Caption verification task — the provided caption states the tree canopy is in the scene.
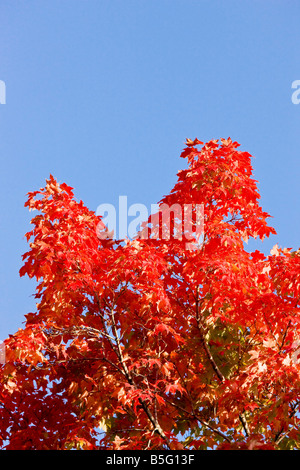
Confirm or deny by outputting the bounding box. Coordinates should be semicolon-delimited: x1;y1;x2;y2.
1;137;299;450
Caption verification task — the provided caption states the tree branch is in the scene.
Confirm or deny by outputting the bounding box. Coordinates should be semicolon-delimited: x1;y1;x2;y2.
195;286;225;382
195;286;250;439
96;293;172;449
239;413;250;438
164;397;231;443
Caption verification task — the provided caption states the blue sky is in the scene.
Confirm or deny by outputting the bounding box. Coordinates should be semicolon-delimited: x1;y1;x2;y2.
0;0;299;340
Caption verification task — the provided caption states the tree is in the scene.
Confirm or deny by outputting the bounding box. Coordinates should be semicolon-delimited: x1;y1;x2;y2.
1;137;299;450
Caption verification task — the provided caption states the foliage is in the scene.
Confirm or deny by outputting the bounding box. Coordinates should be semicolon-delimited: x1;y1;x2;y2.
1;138;299;450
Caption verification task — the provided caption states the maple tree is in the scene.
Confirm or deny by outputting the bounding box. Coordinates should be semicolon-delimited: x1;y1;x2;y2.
1;137;300;450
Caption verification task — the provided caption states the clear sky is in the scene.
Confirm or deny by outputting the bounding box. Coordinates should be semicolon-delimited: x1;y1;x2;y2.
0;0;299;340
